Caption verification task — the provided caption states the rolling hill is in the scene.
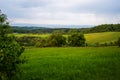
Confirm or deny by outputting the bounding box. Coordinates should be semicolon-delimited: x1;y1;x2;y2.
85;32;120;44
12;24;120;34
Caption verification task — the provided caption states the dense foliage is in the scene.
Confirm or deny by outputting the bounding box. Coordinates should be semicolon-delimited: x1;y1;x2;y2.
15;36;41;46
15;33;86;47
0;10;25;80
68;33;86;47
85;24;120;33
47;34;66;47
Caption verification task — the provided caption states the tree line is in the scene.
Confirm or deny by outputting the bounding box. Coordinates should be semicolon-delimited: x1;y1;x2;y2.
12;24;120;34
15;33;86;47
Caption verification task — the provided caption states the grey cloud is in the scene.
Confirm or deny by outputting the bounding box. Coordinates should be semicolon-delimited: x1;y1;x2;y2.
69;0;120;14
0;0;120;25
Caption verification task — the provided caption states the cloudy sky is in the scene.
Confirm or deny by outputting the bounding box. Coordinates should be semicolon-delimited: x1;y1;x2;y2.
0;0;120;26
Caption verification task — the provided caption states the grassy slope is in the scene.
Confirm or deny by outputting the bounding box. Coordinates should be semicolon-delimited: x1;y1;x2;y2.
85;32;120;44
21;47;120;80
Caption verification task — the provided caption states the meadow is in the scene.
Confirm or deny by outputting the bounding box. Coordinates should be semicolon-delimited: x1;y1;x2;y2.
85;32;120;44
20;47;120;80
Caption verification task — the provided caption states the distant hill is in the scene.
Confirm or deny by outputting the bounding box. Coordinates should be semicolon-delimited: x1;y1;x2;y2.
11;24;92;28
11;26;50;33
81;24;120;33
11;24;120;34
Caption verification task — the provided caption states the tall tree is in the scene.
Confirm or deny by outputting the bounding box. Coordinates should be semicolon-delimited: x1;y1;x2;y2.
0;10;25;80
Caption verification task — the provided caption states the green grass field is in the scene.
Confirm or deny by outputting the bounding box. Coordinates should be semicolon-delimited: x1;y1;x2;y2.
14;32;120;45
20;47;120;80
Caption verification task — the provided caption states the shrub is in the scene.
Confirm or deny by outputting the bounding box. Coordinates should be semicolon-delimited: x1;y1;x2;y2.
0;10;25;80
68;33;86;47
47;34;66;47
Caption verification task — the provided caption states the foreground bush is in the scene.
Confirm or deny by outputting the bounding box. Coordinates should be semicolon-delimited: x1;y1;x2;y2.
0;10;25;80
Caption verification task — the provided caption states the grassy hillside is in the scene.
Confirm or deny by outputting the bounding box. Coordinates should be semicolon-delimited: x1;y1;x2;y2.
20;47;120;80
85;32;120;44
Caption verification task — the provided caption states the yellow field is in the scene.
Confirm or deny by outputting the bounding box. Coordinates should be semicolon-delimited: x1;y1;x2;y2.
85;32;120;44
14;33;51;38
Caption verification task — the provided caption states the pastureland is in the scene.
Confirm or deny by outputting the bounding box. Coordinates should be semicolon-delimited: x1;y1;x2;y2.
20;47;120;80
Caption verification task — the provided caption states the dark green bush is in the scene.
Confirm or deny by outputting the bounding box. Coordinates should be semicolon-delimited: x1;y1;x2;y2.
68;33;86;47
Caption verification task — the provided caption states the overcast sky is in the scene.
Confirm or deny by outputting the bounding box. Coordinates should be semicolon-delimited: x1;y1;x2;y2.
0;0;120;26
